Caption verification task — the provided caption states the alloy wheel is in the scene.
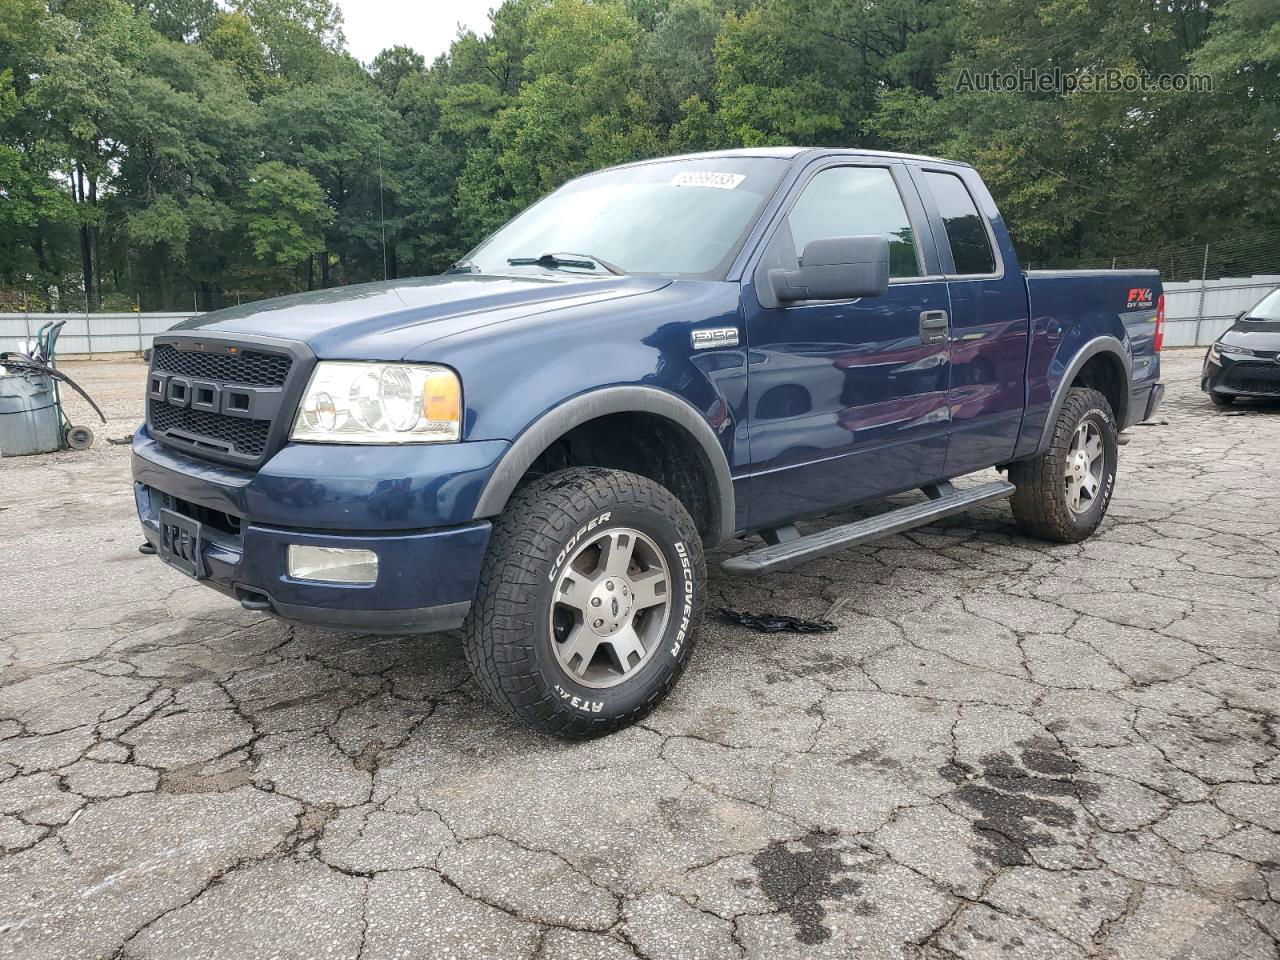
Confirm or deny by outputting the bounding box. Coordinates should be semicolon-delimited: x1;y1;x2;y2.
549;527;672;688
1064;420;1105;514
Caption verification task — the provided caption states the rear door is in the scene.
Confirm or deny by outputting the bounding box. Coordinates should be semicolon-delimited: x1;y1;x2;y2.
740;160;953;530
910;165;1029;475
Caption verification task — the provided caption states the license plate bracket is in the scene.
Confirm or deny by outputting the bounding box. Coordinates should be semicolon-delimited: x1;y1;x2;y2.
159;508;204;578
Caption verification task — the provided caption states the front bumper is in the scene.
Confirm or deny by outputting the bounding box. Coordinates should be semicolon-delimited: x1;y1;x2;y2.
1202;352;1280;398
132;429;500;633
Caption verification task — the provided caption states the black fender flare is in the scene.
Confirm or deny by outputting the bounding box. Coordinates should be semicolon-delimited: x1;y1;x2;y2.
1036;335;1131;454
472;386;736;547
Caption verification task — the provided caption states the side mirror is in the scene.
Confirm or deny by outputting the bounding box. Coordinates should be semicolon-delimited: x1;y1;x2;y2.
770;236;890;304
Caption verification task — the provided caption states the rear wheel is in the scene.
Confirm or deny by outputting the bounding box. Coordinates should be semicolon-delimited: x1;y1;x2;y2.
463;467;705;739
1008;387;1118;543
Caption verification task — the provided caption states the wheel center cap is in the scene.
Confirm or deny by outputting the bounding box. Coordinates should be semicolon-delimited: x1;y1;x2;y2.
589;579;633;636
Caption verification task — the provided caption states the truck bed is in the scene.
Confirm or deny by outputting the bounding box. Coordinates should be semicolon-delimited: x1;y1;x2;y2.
1016;268;1162;459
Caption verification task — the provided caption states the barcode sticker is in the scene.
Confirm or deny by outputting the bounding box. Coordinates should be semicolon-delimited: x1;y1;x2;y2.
670;171;745;190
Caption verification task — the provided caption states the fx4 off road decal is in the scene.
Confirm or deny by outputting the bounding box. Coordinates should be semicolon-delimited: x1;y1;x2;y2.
1126;287;1154;309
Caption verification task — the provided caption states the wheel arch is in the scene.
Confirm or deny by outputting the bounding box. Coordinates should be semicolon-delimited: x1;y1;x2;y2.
1035;337;1131;455
473;386;735;547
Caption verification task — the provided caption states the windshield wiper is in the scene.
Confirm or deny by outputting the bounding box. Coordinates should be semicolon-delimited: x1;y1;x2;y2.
506;252;627;276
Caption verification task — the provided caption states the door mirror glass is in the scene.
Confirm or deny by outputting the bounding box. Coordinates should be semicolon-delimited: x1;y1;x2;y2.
770;236;890;303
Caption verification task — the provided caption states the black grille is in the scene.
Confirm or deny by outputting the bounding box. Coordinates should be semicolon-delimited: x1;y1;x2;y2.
149;398;271;457
151;343;291;387
1225;377;1280;395
1224;364;1280;394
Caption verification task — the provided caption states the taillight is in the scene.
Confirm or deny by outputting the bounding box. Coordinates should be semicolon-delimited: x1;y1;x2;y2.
1154;293;1165;352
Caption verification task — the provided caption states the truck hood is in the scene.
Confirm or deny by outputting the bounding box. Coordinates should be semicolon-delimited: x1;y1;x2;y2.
173;273;671;358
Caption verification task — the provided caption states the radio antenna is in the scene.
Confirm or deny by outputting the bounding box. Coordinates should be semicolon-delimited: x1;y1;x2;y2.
377;132;388;281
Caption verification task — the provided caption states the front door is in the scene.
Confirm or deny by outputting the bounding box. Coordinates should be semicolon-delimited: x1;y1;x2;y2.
741;162;952;531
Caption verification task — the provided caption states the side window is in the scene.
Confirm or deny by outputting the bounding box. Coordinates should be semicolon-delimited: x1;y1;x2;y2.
786;167;921;278
923;171;997;275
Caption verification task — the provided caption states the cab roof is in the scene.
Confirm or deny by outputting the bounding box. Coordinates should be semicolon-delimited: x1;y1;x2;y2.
611;146;972;170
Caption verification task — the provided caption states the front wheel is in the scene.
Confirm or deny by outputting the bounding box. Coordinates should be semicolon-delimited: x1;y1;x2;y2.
463;467;705;739
1008;387;1118;543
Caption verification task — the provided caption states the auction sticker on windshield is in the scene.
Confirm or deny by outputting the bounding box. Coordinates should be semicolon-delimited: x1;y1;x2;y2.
670;171;745;189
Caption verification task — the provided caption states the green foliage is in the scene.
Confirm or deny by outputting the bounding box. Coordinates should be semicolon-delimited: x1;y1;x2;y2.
262;72;403;280
131;0;217;41
244;161;331;264
1195;0;1280;130
370;45;425;95
872;0;1280;264
1;0;1277;309
230;0;345;82
715;0;957;146
640;0;720;113
203;11;277;100
113;37;257;295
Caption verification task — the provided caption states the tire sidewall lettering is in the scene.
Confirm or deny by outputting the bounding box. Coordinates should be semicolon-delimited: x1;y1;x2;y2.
548;511;612;583
670;541;694;659
1076;406;1117;522
550;684;603;713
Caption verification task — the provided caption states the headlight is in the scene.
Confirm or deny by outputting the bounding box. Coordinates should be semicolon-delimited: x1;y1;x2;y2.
291;362;461;443
1211;342;1255;360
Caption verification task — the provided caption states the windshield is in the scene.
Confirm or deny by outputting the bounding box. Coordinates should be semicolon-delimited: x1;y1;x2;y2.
461;157;789;279
1245;288;1280;322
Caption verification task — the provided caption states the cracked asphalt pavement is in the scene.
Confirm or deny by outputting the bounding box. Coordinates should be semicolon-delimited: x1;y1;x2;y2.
1;350;1278;959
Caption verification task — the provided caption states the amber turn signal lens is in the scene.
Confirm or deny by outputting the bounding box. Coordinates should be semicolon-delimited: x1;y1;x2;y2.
423;370;461;423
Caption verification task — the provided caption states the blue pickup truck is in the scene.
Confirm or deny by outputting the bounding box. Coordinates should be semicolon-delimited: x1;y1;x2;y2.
133;147;1164;737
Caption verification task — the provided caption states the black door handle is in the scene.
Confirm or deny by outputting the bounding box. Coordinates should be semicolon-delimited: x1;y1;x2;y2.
920;310;949;344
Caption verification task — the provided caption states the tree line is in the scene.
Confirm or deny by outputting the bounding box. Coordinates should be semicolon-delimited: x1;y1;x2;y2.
1;0;1276;312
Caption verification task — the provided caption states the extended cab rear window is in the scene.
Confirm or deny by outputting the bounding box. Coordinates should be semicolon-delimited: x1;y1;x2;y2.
923;171;997;276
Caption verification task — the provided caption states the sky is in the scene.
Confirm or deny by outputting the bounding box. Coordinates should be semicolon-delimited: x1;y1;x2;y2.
335;0;496;65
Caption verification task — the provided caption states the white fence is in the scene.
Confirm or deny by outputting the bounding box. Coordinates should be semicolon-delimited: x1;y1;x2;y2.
3;276;1276;357
1161;275;1280;347
0;312;199;357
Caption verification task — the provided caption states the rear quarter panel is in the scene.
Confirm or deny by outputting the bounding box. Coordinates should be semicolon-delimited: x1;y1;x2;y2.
1015;270;1161;457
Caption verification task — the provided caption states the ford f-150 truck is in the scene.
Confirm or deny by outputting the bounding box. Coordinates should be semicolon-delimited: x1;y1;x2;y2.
133;147;1165;738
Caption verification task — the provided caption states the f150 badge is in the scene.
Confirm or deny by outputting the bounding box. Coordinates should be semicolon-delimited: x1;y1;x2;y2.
691;327;740;349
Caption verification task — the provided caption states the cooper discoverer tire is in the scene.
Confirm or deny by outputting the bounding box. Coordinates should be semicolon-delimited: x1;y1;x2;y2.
1008;387;1118;543
463;467;705;739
